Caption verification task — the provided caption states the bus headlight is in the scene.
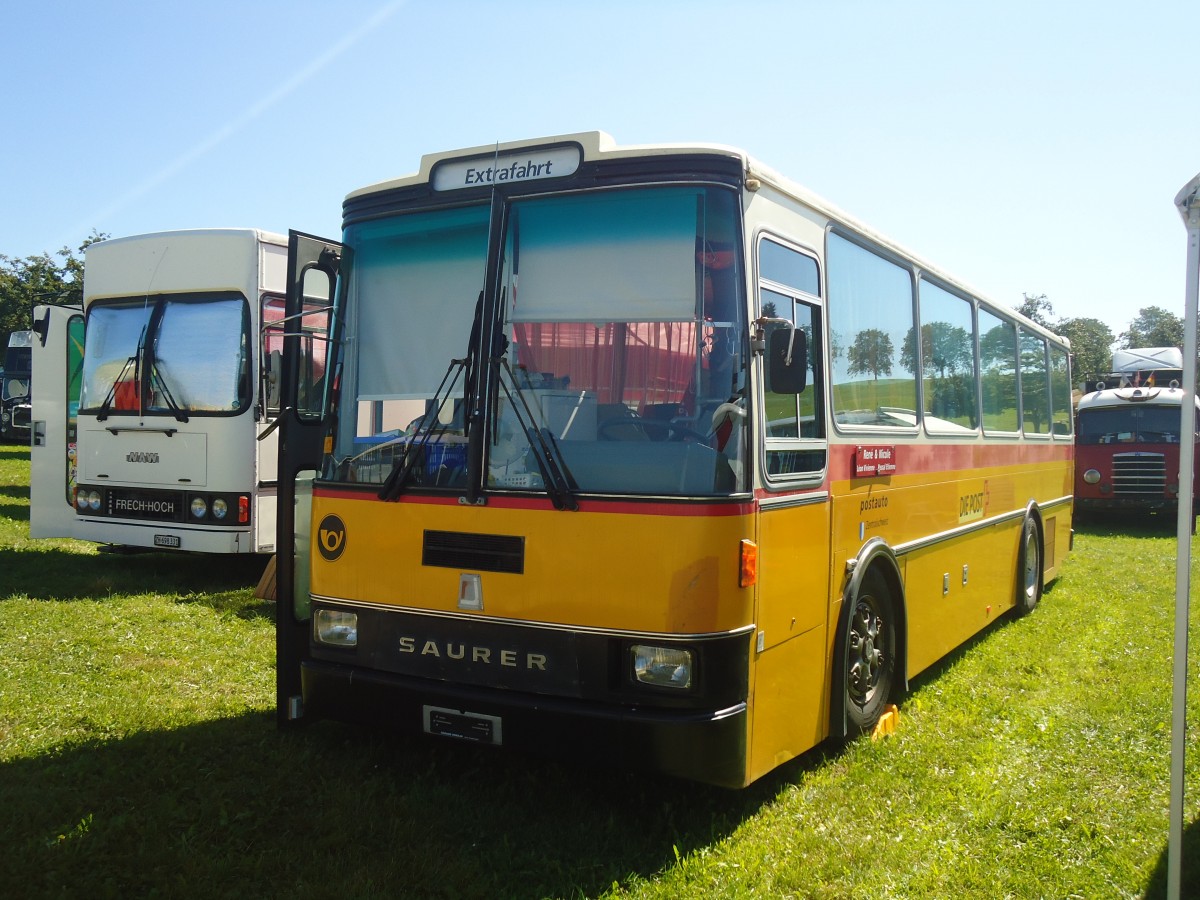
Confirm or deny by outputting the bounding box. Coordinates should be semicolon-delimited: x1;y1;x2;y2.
1082;469;1101;485
190;497;208;519
211;498;229;520
314;609;358;647
632;644;693;689
87;490;101;511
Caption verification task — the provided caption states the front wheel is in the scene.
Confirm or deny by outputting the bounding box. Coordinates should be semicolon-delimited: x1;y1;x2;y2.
843;568;896;733
1014;515;1043;616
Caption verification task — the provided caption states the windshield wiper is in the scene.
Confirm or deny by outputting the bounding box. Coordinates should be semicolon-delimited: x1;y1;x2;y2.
378;357;467;501
148;365;189;423
497;359;578;511
95;353;138;422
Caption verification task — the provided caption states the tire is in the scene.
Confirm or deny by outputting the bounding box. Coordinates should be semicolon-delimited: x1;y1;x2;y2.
1014;515;1043;616
843;568;896;733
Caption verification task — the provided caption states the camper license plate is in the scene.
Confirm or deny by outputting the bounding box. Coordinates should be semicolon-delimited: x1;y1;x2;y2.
153;534;181;548
423;706;502;745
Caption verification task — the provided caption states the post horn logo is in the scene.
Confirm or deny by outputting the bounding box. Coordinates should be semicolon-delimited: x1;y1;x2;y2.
317;515;347;561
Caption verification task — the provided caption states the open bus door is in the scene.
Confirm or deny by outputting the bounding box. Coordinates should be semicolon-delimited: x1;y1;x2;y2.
30;304;84;540
274;231;340;726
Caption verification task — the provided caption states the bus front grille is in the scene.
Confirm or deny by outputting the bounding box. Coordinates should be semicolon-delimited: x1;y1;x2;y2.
1112;452;1166;496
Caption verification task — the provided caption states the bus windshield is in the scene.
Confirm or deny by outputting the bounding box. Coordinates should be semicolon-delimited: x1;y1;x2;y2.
1076;404;1189;444
79;293;251;416
327;184;748;497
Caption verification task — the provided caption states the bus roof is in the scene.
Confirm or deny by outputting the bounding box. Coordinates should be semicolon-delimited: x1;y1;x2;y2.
89;227;287;251
1077;384;1198;411
345;131;1067;348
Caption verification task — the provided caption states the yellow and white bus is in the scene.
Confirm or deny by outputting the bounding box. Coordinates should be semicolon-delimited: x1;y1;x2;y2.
274;132;1074;788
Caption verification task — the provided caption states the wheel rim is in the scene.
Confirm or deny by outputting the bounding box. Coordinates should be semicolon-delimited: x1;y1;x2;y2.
847;594;886;708
1022;524;1039;603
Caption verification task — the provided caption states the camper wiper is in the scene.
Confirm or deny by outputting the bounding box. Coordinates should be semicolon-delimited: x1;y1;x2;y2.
148;365;189;423
95;353;138;422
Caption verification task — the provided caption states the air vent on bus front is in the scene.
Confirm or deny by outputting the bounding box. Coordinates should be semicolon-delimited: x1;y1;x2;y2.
422;530;525;574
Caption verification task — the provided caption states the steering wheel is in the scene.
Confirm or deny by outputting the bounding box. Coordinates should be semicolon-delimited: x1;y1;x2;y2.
597;418;709;443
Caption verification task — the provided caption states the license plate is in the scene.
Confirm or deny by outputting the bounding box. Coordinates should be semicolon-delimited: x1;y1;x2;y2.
153;534;181;548
423;706;502;745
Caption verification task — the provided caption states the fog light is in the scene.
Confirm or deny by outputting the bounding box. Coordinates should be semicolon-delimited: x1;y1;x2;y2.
314;609;358;647
190;497;208;519
211;498;229;520
1082;469;1101;485
632;644;692;689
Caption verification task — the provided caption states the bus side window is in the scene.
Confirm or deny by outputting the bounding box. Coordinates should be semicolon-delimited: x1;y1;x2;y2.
759;237;826;477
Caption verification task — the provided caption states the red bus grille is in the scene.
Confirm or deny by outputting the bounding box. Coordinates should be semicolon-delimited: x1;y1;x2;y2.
1112;452;1166;496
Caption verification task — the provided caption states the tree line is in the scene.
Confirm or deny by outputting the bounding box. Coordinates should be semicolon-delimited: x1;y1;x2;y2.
1018;293;1187;382
0;231;106;351
0;235;1185;385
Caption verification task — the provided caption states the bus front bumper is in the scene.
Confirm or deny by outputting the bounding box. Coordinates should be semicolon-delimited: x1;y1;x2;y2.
299;659;750;788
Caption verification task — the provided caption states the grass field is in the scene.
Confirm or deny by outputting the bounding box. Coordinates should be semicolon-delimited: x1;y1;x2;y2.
1;442;1198;899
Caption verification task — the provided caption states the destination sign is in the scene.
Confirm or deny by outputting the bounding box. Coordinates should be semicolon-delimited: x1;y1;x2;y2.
432;145;581;191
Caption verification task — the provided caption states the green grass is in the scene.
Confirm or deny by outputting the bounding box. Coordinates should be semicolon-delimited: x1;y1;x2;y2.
1;442;1198;898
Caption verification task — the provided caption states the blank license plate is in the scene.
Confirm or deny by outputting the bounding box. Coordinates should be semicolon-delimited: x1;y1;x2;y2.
423;706;502;745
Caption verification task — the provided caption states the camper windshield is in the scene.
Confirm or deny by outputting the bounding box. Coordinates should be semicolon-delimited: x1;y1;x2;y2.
80;293;251;416
1077;404;1193;445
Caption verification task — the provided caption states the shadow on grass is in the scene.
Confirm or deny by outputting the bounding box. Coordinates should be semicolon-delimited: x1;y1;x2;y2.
0;501;29;522
0;543;272;617
0;713;807;899
1072;513;1187;539
1143;815;1200;899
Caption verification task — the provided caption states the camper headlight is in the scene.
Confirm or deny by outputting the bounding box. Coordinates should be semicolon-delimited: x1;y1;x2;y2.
211;498;229;520
190;497;208;519
314;609;358;647
631;644;693;690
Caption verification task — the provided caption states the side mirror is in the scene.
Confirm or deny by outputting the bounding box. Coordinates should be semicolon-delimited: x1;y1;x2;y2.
766;324;807;394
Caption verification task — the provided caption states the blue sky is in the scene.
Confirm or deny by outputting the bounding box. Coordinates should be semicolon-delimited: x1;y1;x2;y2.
4;1;1198;338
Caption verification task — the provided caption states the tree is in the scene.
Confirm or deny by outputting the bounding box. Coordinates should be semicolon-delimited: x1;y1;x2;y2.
900;321;972;378
1119;305;1184;350
1017;292;1055;328
847;328;894;382
1056;316;1115;379
0;230;106;342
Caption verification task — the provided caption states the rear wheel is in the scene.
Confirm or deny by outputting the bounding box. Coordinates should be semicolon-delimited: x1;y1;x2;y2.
844;568;896;733
1014;515;1043;616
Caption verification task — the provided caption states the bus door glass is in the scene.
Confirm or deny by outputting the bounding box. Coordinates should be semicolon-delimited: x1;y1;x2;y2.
275;231;340;723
